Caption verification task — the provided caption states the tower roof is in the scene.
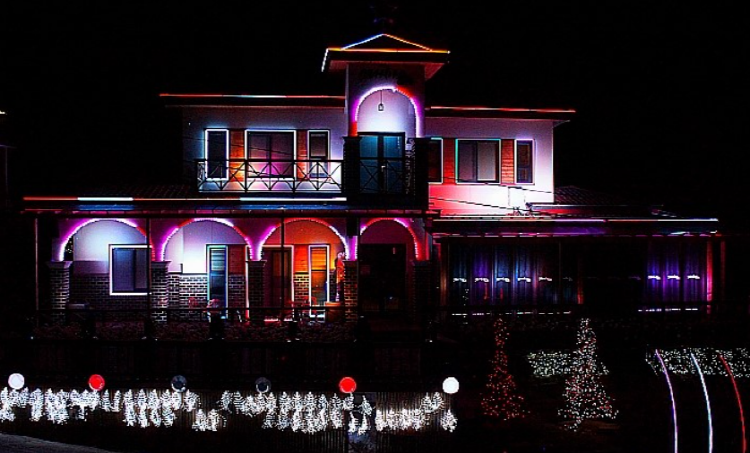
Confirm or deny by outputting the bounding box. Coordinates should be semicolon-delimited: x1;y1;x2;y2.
322;33;449;79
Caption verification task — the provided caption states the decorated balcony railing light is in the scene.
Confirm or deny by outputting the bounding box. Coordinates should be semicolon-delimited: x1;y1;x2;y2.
196;158;344;193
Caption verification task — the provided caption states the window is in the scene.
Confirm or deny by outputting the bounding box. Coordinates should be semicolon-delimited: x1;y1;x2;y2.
308;130;329;178
427;138;443;183
110;245;149;295
456;139;499;183
246;130;295;177
516;140;533;184
207;245;228;311
205;129;229;179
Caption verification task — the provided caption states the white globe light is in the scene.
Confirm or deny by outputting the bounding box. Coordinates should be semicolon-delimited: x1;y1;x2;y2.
8;373;25;390
442;376;459;394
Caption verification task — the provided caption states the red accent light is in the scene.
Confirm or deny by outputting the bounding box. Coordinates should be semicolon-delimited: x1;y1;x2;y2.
339;376;357;394
88;374;105;391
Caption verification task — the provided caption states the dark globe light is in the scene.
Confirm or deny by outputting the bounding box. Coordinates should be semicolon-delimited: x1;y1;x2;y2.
171;375;187;392
255;377;271;393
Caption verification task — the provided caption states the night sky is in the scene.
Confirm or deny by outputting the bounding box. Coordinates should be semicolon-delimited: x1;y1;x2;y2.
1;2;748;223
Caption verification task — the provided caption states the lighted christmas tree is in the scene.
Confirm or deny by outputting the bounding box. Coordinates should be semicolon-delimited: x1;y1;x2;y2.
559;318;617;430
481;314;526;420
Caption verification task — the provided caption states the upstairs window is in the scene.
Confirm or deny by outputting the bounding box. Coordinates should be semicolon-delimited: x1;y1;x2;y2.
246;130;296;177
205;129;229;179
457;139;499;183
516;140;533;184
308;130;329;178
110;245;149;295
427;138;443;183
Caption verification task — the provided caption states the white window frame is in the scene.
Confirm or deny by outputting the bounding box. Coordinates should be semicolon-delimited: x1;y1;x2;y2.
514;139;534;185
109;244;149;296
427;137;444;184
245;129;297;179
455;138;500;184
204;129;229;181
307;130;330;179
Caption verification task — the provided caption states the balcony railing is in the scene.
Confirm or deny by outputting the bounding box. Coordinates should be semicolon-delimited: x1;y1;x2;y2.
196;158;344;193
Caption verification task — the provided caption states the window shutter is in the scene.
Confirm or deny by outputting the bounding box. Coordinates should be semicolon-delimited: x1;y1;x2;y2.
228;245;246;275
501;139;515;184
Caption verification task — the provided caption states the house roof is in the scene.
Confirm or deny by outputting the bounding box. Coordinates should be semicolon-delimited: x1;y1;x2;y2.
322;33;450;79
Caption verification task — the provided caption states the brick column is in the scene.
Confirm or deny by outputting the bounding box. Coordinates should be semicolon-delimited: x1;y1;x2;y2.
343;260;358;323
47;261;72;324
150;261;170;323
247;260;266;325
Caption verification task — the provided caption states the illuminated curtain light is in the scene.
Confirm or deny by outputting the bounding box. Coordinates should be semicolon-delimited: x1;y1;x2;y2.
517;277;531;282
526;350;609;378
648;275;662;280
646;348;750;378
667;275;681;280
691;351;713;453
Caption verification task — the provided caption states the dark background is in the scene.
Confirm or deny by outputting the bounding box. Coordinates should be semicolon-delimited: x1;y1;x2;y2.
1;1;748;223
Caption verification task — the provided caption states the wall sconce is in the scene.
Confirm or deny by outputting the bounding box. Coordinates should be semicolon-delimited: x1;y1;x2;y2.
378;90;385;112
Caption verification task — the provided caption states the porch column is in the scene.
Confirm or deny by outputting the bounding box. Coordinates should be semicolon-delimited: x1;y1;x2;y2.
342;136;361;203
411;260;432;324
247;260;266;325
343;260;358;323
47;260;72;324
150;261;170;323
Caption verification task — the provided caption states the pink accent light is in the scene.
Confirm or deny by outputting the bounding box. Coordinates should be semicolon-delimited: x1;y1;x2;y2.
159;218;252;261
360;218;420;259
57;219;149;262
352;85;422;137
257;218;349;260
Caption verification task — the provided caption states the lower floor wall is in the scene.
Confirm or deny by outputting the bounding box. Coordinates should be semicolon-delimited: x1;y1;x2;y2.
45;259;430;325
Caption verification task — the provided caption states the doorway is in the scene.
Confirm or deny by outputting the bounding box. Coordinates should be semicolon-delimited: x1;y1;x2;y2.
358;244;406;318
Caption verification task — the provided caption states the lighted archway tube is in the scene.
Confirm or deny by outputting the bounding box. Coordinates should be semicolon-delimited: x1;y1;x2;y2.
718;352;746;453
690;350;713;453
655;349;678;453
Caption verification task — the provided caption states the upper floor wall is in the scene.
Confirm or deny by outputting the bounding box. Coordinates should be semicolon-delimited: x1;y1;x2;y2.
424;117;558;215
167;34;570;211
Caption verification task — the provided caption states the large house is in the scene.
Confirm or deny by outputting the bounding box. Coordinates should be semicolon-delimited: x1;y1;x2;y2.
20;34;725;332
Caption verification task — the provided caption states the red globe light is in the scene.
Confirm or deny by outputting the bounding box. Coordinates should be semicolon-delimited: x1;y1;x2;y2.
338;376;356;394
88;374;105;391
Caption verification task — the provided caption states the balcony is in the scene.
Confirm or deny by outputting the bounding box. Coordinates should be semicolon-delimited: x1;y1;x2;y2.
196;158;344;194
194;137;429;208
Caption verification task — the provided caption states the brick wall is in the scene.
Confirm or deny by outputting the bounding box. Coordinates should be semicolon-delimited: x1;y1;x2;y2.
47;261;71;323
293;272;310;304
69;274;147;314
